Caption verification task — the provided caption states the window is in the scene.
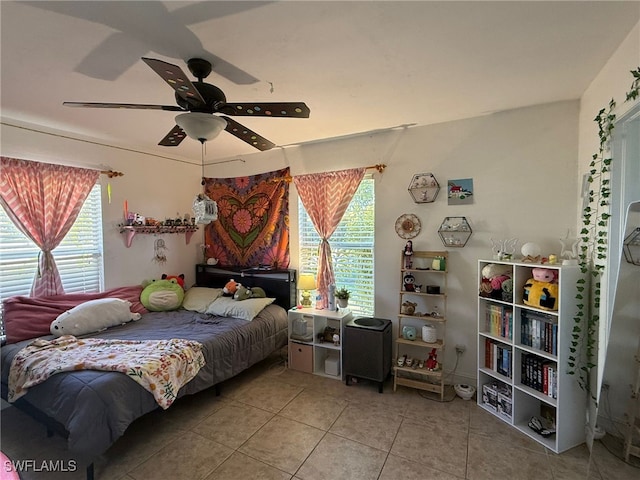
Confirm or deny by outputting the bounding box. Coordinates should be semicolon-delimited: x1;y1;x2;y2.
0;184;104;325
298;176;374;317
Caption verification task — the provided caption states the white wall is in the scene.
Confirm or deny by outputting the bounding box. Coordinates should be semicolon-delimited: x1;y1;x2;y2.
577;20;640;439
207;100;581;383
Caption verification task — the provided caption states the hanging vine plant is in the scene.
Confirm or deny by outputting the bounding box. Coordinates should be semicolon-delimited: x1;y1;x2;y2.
568;67;640;397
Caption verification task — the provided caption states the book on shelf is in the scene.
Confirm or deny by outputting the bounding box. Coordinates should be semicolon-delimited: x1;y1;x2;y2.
521;353;557;398
485;304;513;340
484;338;512;378
520;310;557;355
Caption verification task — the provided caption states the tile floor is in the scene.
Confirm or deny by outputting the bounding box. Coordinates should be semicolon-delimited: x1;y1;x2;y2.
1;348;638;480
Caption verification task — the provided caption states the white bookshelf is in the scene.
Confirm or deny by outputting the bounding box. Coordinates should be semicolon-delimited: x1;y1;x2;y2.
477;259;586;453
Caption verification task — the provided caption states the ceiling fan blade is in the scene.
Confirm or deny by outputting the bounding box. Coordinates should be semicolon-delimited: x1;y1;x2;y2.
225;102;310;118
158;125;187;147
63;101;184;111
142;57;205;106
221;116;275;151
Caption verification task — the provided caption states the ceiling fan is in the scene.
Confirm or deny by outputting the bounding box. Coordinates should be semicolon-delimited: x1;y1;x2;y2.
63;57;310;151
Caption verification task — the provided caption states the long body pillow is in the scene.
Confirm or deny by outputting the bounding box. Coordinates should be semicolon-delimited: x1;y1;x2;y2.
3;285;147;344
50;298;141;337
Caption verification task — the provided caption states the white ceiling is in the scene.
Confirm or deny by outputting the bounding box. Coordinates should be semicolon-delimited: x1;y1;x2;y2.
1;1;639;164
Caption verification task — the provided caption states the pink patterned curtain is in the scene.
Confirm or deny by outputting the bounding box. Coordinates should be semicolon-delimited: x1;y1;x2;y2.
294;167;365;309
0;157;100;297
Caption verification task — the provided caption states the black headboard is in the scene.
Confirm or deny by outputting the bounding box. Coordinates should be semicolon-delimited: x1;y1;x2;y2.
195;265;297;311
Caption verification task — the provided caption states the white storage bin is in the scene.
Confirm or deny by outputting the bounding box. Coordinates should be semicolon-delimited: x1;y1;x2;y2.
325;354;340;376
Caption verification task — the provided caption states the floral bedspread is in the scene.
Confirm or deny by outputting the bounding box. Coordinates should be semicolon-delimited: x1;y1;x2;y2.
8;335;205;409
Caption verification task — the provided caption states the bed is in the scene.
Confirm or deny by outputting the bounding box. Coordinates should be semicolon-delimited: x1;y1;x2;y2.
0;266;296;478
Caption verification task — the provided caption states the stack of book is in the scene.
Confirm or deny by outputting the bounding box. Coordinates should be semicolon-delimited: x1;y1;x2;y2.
520;311;558;355
521;353;557;398
485;304;513;340
484;338;512;378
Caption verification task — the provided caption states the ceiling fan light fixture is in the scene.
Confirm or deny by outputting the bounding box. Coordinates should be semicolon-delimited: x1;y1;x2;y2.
175;112;227;142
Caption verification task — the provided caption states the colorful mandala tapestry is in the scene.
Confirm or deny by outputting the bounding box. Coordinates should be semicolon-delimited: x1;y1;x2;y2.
203;167;290;268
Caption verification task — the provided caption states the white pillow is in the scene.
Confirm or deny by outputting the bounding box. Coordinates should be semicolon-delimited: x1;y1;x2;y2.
182;287;223;313
50;298;141;337
204;296;275;321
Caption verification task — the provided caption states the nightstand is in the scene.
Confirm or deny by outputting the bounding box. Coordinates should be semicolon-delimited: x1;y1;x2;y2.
287;307;353;379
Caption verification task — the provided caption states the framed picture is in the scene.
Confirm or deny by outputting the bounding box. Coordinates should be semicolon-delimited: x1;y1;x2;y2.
448;178;474;205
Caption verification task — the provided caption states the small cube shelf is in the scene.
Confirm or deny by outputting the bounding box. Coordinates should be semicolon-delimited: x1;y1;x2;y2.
287;308;353;379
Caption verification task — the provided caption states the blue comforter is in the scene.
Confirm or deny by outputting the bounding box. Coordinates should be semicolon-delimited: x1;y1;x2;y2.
0;305;287;463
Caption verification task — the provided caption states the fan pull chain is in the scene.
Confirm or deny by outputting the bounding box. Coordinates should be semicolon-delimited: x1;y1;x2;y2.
201;140;206;186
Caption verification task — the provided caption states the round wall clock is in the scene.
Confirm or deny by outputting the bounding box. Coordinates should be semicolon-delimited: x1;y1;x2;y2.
395;213;421;239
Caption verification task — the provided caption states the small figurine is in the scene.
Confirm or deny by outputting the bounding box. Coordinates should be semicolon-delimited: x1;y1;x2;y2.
404;240;414;269
403;272;416;292
426;348;439;371
332;334;340;346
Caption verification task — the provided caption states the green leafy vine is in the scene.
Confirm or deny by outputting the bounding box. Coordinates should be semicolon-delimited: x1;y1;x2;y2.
568;67;640;397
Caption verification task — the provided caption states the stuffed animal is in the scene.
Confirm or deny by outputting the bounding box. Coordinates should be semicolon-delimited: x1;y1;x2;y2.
531;268;558;283
403;273;415;292
425;348;439;371
161;273;185;289
234;285;267;301
51;298;141;337
223;279;240;297
523;268;558;310
401;300;417;315
140;278;185;312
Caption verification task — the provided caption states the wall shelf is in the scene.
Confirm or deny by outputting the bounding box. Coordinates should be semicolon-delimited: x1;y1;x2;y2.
438;216;472;247
120;225;199;248
408;173;440;203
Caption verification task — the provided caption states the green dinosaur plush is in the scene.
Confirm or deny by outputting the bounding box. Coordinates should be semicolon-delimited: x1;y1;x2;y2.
233;285;267;301
140;278;185;311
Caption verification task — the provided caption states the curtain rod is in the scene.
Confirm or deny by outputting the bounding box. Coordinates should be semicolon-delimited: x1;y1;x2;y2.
100;170;124;178
272;164;386;183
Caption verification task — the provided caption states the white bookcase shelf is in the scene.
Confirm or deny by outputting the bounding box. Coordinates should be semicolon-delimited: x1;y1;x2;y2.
477;259;585;453
287;308;353;379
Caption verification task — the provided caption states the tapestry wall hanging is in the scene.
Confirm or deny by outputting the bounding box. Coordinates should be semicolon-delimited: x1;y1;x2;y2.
203;167;290;268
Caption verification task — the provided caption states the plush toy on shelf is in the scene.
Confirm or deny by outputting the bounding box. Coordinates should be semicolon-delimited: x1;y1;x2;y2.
523;267;559;311
425;348;439;371
401;300;417;315
403;272;416;292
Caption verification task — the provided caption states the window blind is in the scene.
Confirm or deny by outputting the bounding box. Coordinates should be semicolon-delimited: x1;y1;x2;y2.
298;176;374;316
0;184;104;332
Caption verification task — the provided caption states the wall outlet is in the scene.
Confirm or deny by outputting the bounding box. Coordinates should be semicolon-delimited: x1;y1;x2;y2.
455;344;466;354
